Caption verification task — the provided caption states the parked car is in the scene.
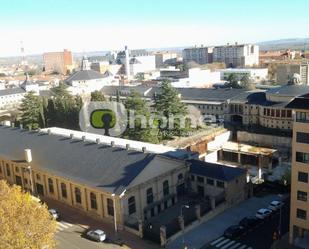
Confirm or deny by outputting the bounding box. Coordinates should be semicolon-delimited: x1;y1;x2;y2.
239;216;260;229
223;225;245;239
86;229;106;242
255;208;272;219
268;200;284;211
48;209;60;220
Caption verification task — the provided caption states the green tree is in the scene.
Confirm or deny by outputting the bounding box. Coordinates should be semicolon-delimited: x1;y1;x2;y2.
91;90;106;102
154;80;188;138
0;180;57;249
225;73;240;88
240;74;255;90
19;92;42;130
124;91;159;143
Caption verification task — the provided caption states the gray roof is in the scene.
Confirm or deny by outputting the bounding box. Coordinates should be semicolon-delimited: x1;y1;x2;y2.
188;159;246;182
102;85;248;102
0;87;25;97
66;70;106;83
267;85;309;97
0;126;184;194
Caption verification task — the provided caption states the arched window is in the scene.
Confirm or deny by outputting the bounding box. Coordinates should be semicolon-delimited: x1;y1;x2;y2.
163;180;169;196
146;188;153;204
90;192;97;210
128;196;136;215
48;178;54;194
75;187;81;204
61;183;67;198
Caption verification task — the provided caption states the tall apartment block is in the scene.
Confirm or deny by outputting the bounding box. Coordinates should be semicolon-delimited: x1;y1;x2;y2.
43;49;73;75
287;95;309;247
182;46;213;65
277;62;309;85
213;43;259;68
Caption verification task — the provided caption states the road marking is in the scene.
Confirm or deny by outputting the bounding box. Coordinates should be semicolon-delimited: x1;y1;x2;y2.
238;245;249;249
210;237;225;245
221;240;236;249
216;238;230;247
229;242;242;249
56;221;73;232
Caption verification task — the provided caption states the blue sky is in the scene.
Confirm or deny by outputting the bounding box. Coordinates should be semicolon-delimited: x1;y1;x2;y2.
1;0;309;56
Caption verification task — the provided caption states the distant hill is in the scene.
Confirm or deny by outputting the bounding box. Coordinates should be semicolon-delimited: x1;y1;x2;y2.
257;38;309;51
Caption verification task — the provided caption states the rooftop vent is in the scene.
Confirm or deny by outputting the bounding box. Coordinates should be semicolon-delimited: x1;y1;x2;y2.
142;147;147;153
70;133;74;139
47;129;51;135
126;144;130;150
11;122;15;128
111;141;115;147
82;136;86;142
20;124;23;130
96;138;101;144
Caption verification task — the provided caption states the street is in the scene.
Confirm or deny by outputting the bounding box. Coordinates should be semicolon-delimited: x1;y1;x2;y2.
204;201;290;249
54;220;122;249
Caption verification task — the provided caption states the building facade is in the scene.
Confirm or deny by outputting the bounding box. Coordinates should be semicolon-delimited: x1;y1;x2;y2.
213;44;259;68
43;49;73;75
182;46;213;65
276;62;309;85
286;96;309;247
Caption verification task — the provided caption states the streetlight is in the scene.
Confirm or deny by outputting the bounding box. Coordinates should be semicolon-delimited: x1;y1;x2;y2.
111;190;126;240
180;205;190;249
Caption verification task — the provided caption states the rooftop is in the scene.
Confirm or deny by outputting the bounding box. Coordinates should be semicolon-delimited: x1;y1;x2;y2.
0;126;187;194
0;87;25;97
221;141;277;156
66;70;106;83
188;159;246;182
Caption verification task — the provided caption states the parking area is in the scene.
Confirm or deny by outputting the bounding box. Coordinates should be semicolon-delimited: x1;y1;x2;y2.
167;194;285;249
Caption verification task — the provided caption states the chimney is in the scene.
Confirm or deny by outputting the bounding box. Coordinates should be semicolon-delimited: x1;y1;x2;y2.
96;138;101;144
24;149;32;163
111;141;115;147
82;136;86;142
70;133;74;139
142;147;147;153
126;144;130;150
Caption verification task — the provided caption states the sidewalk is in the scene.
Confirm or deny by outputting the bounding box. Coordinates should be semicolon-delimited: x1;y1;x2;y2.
271;233;304;249
167;195;278;249
43;197;160;249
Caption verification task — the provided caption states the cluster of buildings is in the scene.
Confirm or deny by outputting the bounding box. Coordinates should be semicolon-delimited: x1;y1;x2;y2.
183;43;259;68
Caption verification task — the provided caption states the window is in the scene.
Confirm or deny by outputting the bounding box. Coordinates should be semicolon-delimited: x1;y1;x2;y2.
90;192;97;210
163;180;169;196
296;111;309;122
296;132;309;144
75;187;82;204
36;174;40;181
281;110;286;118
207;178;214;185
128;196;136;215
297;209;307;220
298;172;308;183
6;164;10;177
15;166;19;173
146;188;153;204
178;173;183;180
287;110;292;118
197;176;204;183
48;178;54;194
271;109;275;117
61;183;67;198
190;175;195;181
276;110;280;117
107;198;114;216
217;181;225;188
296;152;309;164
297;191;307;202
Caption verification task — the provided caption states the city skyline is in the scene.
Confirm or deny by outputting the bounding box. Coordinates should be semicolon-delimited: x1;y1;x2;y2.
1;0;309;56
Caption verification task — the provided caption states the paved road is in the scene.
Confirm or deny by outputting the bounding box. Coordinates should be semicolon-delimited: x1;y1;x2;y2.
54;219;122;249
204;199;290;249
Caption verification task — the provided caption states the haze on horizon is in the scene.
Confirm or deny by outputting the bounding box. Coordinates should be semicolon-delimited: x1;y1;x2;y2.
1;0;309;57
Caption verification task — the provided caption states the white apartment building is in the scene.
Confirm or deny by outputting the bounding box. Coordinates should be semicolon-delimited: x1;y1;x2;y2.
182;46;213;65
213;44;259;68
